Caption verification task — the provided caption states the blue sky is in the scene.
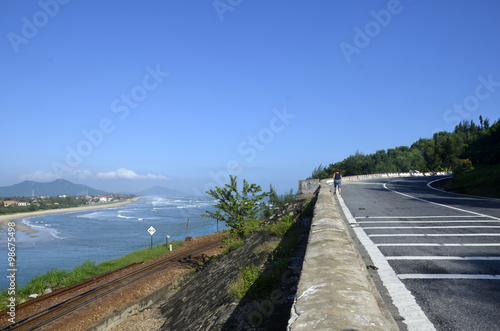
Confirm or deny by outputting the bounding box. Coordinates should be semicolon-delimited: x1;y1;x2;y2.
1;0;499;195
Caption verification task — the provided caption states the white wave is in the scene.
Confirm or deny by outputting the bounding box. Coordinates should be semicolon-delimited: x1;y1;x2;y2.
21;218;63;240
150;197;172;207
77;212;99;219
117;213;136;219
49;229;64;240
77;210;115;220
176;204;200;209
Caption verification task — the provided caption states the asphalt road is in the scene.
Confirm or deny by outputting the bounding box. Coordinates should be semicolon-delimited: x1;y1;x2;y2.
337;176;500;331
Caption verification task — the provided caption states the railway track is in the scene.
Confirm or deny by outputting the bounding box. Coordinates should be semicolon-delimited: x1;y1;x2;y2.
1;239;222;330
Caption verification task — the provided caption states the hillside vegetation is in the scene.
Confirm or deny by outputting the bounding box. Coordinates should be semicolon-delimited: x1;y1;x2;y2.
311;116;500;198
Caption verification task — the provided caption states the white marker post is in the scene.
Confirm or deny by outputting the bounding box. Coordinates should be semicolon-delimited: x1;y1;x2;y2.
148;226;156;249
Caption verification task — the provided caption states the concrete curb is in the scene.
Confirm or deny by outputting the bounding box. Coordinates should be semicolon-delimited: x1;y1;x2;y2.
287;182;398;330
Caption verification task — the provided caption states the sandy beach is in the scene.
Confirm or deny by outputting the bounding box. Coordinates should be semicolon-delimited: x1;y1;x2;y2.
0;197;141;230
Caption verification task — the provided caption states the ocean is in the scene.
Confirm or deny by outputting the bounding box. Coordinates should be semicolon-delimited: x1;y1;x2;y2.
0;196;224;290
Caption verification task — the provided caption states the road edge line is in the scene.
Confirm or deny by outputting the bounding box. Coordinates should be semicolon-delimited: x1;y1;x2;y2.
337;194;436;331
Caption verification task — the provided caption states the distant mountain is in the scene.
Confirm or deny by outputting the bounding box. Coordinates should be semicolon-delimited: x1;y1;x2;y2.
137;186;183;196
0;179;109;197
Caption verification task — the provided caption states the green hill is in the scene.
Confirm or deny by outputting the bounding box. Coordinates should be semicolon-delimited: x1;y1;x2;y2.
0;179;109;197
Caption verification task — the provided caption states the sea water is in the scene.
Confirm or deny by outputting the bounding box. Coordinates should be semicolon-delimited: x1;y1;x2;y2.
0;196;224;290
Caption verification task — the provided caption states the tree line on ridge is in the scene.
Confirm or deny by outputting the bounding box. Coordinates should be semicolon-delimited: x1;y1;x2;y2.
311;115;499;179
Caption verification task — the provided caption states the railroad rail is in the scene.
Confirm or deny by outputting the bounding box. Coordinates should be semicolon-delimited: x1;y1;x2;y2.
1;239;222;330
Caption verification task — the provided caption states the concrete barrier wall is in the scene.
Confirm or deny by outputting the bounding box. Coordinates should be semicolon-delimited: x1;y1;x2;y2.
287;182;398;330
325;171;451;184
298;179;320;194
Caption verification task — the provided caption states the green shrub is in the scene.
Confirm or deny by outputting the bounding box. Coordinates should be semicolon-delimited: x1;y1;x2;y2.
202;176;268;238
222;237;244;254
445;164;500;198
229;265;261;300
261;186;296;219
264;214;295;236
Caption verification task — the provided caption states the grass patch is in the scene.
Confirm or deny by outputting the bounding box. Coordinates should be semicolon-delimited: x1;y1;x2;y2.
262;214;295;236
95;240;184;274
229;212;301;301
0;241;185;309
229;265;261;299
222;237;244;254
444;164;500;198
254;241;279;255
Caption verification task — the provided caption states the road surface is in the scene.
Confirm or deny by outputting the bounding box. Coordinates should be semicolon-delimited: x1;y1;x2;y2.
337;176;500;331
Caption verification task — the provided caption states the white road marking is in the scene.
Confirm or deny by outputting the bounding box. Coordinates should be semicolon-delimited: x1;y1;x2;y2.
427;177;500;202
386;256;500;261
398;274;500;280
383;183;500;220
337;195;436;331
377;243;500;247
369;233;500;237
358;220;500;224
355;215;487;219
340;180;499;329
363;226;500;229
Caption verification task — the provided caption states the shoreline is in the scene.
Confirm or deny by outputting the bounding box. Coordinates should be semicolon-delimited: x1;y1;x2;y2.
0;197;142;230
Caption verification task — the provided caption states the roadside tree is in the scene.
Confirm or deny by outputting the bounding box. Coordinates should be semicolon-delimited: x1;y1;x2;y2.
202;175;268;238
